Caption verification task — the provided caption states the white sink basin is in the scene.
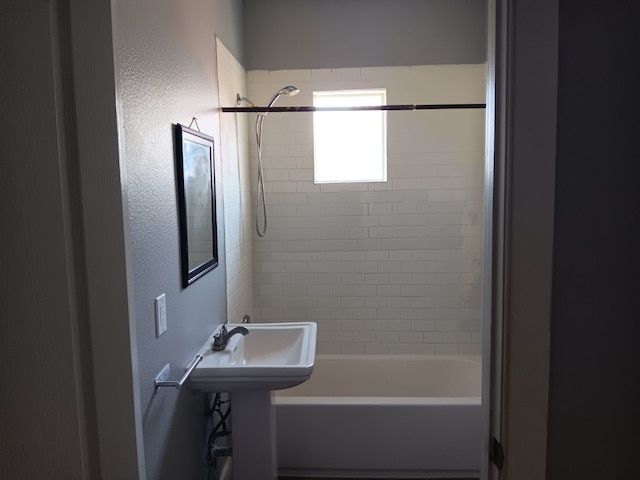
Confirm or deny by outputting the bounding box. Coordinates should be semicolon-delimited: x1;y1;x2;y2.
189;322;317;392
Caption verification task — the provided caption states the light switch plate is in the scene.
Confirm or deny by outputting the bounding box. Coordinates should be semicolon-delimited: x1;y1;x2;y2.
155;294;167;337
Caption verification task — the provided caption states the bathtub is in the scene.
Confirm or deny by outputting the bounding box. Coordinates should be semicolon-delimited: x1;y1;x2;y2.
274;354;482;478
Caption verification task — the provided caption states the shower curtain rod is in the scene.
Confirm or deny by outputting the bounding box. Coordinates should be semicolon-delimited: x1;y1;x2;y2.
222;103;486;113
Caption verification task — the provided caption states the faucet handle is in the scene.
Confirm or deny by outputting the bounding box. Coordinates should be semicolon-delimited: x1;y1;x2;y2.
212;326;227;351
213;324;227;341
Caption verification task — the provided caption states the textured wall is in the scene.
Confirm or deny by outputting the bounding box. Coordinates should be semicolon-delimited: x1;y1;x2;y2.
0;1;89;477
115;0;239;478
248;65;485;354
244;0;487;70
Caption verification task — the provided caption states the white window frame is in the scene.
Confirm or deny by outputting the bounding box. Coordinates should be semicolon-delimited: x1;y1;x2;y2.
313;89;387;184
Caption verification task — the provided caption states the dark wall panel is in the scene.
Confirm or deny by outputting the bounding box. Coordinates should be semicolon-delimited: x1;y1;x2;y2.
547;1;640;478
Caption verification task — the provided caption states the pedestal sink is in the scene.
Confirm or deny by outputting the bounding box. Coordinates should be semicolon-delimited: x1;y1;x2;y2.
190;322;317;480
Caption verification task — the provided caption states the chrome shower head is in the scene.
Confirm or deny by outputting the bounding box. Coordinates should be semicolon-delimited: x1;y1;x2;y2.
265;85;300;110
277;85;300;97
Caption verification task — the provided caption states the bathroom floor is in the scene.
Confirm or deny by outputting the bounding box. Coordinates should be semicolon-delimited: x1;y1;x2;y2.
279;477;480;480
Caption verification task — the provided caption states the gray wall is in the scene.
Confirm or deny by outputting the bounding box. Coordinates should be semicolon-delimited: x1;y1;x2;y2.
497;0;558;477
1;0;244;479
1;0;142;477
0;2;91;477
547;1;640;478
243;0;487;70
115;0;242;478
214;0;245;64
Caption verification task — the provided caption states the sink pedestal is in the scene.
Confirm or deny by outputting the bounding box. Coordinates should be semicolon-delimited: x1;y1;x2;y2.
231;390;277;480
189;322;318;478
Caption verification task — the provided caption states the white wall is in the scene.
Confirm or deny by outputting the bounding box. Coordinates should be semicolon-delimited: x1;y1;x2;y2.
217;38;254;324
247;65;486;354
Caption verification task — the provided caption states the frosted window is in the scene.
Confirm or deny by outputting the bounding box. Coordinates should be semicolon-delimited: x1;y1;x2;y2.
313;89;387;183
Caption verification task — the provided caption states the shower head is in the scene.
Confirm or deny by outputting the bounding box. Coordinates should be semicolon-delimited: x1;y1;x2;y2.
265;85;300;110
277;85;300;97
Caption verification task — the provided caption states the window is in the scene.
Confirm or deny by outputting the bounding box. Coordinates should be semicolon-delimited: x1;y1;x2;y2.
313;89;387;183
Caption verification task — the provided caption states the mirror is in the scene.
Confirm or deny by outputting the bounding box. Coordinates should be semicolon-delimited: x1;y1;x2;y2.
174;124;218;287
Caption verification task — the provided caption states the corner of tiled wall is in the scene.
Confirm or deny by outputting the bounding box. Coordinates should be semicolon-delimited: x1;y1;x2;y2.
217;39;254;325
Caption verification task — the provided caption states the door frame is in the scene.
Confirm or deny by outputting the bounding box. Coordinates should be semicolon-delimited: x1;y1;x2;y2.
482;0;558;479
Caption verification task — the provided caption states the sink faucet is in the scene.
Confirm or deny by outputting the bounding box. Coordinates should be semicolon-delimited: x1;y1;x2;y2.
212;324;249;351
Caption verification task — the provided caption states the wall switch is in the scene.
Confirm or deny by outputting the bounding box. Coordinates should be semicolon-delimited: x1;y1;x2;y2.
155;294;167;337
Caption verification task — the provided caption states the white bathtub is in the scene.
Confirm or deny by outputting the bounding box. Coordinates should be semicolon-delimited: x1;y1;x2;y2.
274;354;482;478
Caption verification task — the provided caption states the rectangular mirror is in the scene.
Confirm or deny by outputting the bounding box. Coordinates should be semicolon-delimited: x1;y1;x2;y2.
174;124;218;287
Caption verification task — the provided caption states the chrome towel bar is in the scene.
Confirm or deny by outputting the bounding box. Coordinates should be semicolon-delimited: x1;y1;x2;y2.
154;354;203;390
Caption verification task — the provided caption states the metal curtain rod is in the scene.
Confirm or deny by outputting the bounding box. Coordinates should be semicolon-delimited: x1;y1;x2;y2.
222;103;486;113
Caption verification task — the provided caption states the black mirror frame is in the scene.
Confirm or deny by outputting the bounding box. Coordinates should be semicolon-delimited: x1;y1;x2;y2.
174;123;218;287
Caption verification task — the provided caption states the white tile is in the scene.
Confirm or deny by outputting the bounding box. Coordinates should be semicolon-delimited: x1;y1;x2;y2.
246;70;264;83
368;319;390;331
411;320;436;331
411;343;435;354
387;297;411;308
249;63;487;356
342;274;365;285
318;343;341;354
448;332;472;343
378;262;402;273
283;284;307;296
341;319;364;331
336;68;361;80
263;70;288;82
370;203;392;215
341;251;365;262
307;285;331;296
376;332;399;343
388;344;412;354
289;144;313;157
459;343;482;354
364;296;388;308
330;285;353;297
296;181;321;193
401;285;425;297
353;285;377;297
286;69;313;81
290;169;313;181
340;297;364;308
399;332;424;343
365;250;389;261
360;67;386;81
353;331;376;343
389;250;413;261
341;343;365;354
364;343;388;354
435;344;460;354
311;68;338;81
271;182;297;193
369;227;394;238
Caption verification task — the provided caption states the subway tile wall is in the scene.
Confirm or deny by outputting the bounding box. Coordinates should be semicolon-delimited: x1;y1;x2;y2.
247;65;485;354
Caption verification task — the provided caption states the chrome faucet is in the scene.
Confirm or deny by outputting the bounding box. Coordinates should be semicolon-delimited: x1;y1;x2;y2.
212;324;249;351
